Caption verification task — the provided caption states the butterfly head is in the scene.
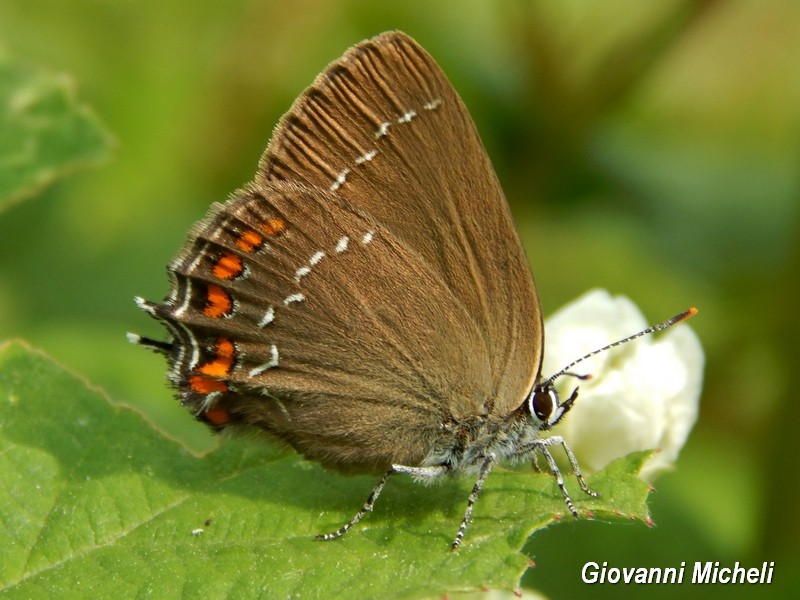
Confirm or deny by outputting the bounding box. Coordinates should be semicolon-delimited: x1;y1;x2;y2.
526;381;579;431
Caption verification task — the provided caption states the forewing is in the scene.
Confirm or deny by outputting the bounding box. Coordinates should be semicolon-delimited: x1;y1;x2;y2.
259;32;542;413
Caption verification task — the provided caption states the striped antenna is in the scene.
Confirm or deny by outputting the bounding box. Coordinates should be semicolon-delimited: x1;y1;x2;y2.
542;307;698;387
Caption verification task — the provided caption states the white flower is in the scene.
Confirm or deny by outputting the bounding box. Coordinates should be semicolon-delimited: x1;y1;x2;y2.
542;289;704;480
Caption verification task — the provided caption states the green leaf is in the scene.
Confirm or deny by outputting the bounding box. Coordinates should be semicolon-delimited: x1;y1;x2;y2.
0;52;114;211
0;341;653;598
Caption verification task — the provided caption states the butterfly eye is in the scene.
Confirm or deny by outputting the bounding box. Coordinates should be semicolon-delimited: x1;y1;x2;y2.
531;386;557;422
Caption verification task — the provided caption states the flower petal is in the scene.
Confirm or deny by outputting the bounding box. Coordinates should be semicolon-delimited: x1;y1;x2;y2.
543;289;704;480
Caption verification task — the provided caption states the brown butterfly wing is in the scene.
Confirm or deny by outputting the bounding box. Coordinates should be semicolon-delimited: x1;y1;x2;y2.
159;181;491;471
145;32;541;473
259;31;542;416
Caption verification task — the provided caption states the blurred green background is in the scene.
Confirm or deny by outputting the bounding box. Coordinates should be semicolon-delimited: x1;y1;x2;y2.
1;0;797;597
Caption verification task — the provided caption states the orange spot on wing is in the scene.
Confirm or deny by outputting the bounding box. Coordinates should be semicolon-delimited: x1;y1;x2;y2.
213;253;244;279
199;357;230;378
215;337;235;358
199;338;235;377
189;374;228;394
190;338;236;395
236;229;264;252
204;284;233;318
260;218;286;236
204;407;231;426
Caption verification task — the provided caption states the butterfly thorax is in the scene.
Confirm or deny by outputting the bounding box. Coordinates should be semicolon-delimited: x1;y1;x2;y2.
420;406;542;476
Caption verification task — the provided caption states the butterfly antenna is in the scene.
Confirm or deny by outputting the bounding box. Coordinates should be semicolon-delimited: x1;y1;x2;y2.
542;307;698;387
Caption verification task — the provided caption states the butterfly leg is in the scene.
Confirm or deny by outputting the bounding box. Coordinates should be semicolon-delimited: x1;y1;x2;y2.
531;449;543;473
316;464;449;542
528;436;599;519
392;462;494;549
390;464;447;481
451;453;496;551
315;468;393;541
553;436;599;498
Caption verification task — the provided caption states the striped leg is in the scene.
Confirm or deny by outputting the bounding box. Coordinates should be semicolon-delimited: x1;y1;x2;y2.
315;469;393;541
451;454;496;551
532;436;599;518
316;464;448;542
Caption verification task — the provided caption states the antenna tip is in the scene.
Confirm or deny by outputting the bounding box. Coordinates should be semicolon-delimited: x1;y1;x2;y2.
670;307;698;325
